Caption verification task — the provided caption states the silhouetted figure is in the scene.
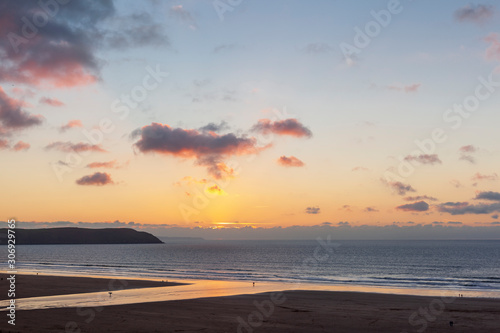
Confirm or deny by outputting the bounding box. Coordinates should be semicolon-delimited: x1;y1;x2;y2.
108;291;112;298
450;321;454;327
253;282;255;287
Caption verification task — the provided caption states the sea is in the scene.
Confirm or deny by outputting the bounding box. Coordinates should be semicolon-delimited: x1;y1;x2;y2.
4;239;500;293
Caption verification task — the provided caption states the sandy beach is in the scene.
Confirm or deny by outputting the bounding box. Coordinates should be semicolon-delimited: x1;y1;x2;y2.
1;274;499;332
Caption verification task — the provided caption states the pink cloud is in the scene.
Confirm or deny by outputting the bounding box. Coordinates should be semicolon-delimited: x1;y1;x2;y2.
45;141;107;153
86;160;119;169
277;155;305;167
12;141;30;152
60;120;83;132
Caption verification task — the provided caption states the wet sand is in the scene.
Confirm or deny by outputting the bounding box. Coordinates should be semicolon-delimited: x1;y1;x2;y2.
1;274;499;332
0;273;182;300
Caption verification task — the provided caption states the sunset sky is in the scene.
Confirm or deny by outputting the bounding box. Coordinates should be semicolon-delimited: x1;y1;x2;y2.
1;0;500;236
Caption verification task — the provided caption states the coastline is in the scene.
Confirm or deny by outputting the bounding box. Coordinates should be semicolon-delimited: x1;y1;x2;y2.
0;274;499;332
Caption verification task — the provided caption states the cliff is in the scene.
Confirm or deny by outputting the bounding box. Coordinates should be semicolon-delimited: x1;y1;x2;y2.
0;228;163;245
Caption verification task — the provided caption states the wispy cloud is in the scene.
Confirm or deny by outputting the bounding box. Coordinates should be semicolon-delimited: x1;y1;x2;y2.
46;141;107;153
39;97;65;107
60;120;83;132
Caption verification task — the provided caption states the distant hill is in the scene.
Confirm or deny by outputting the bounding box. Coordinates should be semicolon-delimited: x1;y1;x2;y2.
0;228;163;245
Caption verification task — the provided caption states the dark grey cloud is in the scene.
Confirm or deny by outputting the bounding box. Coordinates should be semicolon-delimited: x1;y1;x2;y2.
364;207;379;212
396;201;430;212
198;121;229;133
251;118;312;138
0;1;167;88
475;191;500;201
305;207;320;214
5;220;500;240
437;201;500;215
455;4;494;24
133;122;262;179
0;87;43;131
76;172;113;186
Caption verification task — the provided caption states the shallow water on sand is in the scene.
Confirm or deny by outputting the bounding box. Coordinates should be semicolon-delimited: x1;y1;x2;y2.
1;278;499;311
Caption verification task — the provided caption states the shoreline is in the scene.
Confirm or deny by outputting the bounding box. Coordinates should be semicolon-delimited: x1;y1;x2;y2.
0;274;499;332
3;271;500;300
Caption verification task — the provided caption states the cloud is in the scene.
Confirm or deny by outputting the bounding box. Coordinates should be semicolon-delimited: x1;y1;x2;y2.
364;207;379;212
46;141;107;153
455;4;494;24
459;145;478;163
404;154;442;165
404;195;438;202
0;139;9;150
175;176;208;186
460;155;476;164
60;120;83;132
0;87;43;130
76;172;114;186
277;155;305;167
198;121;229;133
386;83;421;93
459;145;477;153
302;43;332;54
86;160;119;169
205;184;227;196
396;201;429;212
472;172;498;181
133;122;263;179
12;140;30;151
484;33;500;62
382;180;416;196
492;214;499;219
447;221;463;225
450;179;463;188
437;201;500;215
0;1;107;87
352;166;369;172
305;207;321;214
39;97;65;107
0;1;167;88
251;118;312;138
475;191;500;201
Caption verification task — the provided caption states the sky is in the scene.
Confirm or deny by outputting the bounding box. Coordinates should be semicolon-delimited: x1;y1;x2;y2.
1;0;500;239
